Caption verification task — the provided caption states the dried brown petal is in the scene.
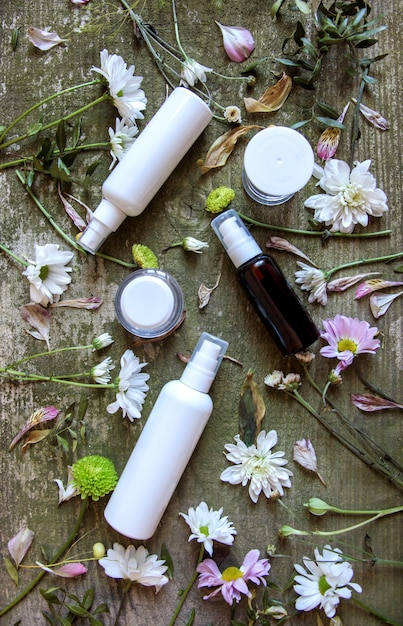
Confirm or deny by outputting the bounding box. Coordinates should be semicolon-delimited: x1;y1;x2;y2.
244;73;292;113
197;125;262;174
239;369;266;446
198;273;221;309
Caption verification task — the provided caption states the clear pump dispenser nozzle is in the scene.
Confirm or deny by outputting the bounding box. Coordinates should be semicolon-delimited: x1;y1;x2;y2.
180;332;228;393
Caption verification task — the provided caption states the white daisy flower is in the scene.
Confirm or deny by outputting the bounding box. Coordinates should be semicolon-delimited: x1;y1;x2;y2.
304;158;388;234
92;333;114;351
91;357;115;384
180;58;212;87
22;243;74;306
220;430;293;503
224;105;242;124
108;117;138;169
295;262;328;305
99;543;169;592
179;501;237;556
107;349;149;421
92;49;147;123
294;544;362;618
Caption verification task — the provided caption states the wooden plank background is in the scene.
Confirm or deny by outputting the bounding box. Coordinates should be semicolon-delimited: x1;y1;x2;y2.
0;0;402;624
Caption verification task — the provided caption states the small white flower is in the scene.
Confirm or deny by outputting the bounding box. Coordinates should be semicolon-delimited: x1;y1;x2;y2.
224;105;242;124
91;357;115;384
220;430;293;503
108;117;138;169
92;49;147;123
92;333;114;351
304;158;388;234
263;370;283;388
54;466;79;504
180;501;237;556
180;58;212;87
295;262;328;305
107;350;149;421
182;237;209;253
99;543;169;592
22;244;74;306
294;544;362;618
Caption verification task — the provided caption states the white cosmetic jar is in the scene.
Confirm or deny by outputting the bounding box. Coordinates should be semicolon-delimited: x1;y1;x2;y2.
242;126;314;206
115;269;185;339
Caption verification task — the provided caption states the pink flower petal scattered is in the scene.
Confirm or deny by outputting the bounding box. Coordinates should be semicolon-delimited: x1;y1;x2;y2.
50;296;102;310
20;303;51;348
36;561;88;577
293;438;326;486
9;406;59;452
327;272;380;293
58;185;87;232
317;103;349;161
27;26;69;51
355;278;403;299
369;291;403;319
215;22;255;63
351;393;403;412
8;527;35;567
352;98;390;130
266;237;315;264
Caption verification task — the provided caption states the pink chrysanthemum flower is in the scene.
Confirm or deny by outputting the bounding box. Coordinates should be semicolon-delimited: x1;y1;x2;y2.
320;314;380;367
197;549;270;605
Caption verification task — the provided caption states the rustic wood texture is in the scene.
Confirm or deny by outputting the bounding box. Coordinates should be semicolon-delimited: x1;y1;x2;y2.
0;1;402;624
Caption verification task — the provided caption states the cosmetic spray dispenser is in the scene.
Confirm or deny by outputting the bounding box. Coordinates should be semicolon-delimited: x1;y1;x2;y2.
104;332;228;539
79;87;212;254
211;209;319;355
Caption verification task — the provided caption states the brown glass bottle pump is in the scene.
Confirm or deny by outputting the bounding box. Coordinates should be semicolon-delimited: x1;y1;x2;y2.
211;210;319;356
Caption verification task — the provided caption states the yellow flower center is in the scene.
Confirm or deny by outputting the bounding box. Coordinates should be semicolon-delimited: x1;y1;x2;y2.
342;183;364;207
221;566;244;582
337;338;357;353
39;265;49;280
319;574;332;595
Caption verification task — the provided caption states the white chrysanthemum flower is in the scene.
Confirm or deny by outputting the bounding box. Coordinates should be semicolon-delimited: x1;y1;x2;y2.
224;105;242;124
92;333;114;351
22;244;74;306
91;357;115;384
99;543;169;592
180;58;212;87
107;349;149;421
304;159;388;234
180;501;237;556
108;117;138;169
220;430;293;503
294;545;362;618
54;466;79;504
295;262;328;305
92;49;147;123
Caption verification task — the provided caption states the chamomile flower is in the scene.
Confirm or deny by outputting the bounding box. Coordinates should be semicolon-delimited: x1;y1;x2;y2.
22;244;74;306
91;357;115;384
180;58;212;87
220;430;293;503
180;502;237;556
108;117;138;168
99;543;169;591
304;158;388;234
294;545;362;618
107;349;149;421
295;262;328;306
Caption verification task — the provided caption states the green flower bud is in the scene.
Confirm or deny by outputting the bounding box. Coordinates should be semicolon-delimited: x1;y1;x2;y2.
93;542;106;559
303;497;336;516
132;244;159;269
205;186;235;214
278;525;309;538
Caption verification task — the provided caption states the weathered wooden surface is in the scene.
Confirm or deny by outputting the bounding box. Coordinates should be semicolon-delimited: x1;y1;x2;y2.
0;0;402;624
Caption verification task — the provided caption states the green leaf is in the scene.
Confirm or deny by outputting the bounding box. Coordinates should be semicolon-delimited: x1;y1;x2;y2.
78;396;88;421
393;264;403;273
49;158;71;182
85;160;101;177
71;118;82;148
11;27;21;51
270;0;284;18
40;587;63;604
161;543;174;578
315;116;345;128
290;119;311;129
59;617;74;626
56;121;66;153
274;57;302;67
184;609;195;626
64;602;89;616
56;434;70;452
93;602;110;614
239;370;266;446
315;101;340;118
81;587;94;610
295;0;310;14
27;121;43;136
4;555;19;585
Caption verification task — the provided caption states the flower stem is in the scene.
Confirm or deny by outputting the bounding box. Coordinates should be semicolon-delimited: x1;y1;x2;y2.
168;544;205;626
0;242;28;267
325;251;403;280
8;344;94;369
113;580;132;626
1;368;114;389
0;499;88;618
0;93;109;152
349;67;368;168
0;79;101;146
0;142;110;171
351;597;401;626
237;212;391;239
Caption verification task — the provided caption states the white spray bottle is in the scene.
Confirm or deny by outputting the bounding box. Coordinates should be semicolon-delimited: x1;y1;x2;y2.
104;332;228;539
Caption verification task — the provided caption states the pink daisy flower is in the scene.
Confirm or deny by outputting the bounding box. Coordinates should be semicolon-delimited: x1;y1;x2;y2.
320;314;380;367
197;549;270;605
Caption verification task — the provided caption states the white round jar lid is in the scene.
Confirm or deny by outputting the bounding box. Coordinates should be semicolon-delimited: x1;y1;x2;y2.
115;269;185;338
243;126;314;197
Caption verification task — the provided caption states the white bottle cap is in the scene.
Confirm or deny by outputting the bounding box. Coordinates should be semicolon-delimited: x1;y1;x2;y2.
211;209;261;269
242;126;314;205
115;269;185;339
180;332;228;393
79;198;127;253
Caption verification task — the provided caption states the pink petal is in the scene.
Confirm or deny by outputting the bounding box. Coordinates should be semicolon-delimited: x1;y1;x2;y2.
328;272;380;293
20;303;51;349
8;527;35;567
351;393;403;412
50;296;102;309
215;22;255;63
58;185;87;231
266;237;315;264
36;561;88;577
27;26;69;51
293;438;317;472
355;279;403;299
9;406;59;451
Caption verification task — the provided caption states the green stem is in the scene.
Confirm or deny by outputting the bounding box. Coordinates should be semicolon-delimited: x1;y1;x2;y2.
325;505;403;516
0;143;110;171
171;0;188;60
349;67;368;168
324;251;403;280
0;80;101;145
0;499;88;617
2;368;114;389
113;580;132;626
0;93;109;152
237;212;391;239
352;597;401;626
168;544;205;626
8;344;93;368
0;242;28;267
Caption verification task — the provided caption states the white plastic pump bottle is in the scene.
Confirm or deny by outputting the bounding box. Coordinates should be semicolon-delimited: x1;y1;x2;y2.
79;87;212;254
104;332;228;540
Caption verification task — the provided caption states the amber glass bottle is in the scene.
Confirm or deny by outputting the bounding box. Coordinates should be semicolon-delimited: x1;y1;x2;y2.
211;209;319;355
